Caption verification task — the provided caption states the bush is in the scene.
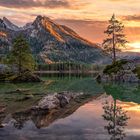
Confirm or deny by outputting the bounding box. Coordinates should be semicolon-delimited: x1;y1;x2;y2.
133;67;140;79
103;59;128;75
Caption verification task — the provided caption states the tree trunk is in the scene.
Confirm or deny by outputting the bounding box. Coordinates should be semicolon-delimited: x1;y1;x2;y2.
113;24;116;63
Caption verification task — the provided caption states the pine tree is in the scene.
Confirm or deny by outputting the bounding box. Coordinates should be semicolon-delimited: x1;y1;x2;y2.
103;14;128;63
0;33;9;63
9;35;36;74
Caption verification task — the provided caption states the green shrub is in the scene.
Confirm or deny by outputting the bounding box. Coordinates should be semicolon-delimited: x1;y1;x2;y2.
103;59;128;75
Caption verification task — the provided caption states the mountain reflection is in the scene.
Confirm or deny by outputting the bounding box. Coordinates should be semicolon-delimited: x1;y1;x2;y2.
102;98;130;140
11;96;91;129
13;109;49;129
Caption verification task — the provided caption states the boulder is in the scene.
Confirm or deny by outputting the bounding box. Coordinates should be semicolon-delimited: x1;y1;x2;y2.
38;94;60;109
35;91;84;110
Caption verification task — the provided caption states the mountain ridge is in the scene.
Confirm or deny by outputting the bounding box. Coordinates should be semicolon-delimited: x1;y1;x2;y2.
3;17;20;31
0;15;110;64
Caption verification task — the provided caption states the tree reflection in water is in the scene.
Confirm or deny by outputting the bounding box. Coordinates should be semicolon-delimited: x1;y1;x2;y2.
102;99;130;140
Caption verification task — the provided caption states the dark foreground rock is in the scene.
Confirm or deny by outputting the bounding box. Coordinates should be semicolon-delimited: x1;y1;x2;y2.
97;60;140;83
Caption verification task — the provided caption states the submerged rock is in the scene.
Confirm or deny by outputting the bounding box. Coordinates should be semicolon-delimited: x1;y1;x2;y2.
15;94;34;102
5;89;30;94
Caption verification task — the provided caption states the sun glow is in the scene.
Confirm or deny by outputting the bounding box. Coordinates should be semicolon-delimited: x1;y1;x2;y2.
127;42;140;52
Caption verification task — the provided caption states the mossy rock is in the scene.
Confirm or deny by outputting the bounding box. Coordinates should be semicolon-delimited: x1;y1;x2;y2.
99;60;140;83
12;71;42;83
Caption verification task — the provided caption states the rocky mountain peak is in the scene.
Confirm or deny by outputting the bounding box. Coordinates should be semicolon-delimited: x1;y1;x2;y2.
22;22;33;30
0;18;6;29
35;15;43;22
33;15;53;25
2;17;20;31
33;15;66;42
3;17;10;22
37;15;52;21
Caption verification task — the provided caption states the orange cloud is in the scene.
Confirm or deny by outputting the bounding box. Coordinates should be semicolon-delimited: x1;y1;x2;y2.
0;0;139;52
123;15;140;21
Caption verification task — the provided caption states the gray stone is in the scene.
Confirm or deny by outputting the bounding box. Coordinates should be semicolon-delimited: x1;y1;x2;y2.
36;92;84;110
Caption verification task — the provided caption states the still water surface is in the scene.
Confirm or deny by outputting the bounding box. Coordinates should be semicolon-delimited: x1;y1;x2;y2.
0;77;140;140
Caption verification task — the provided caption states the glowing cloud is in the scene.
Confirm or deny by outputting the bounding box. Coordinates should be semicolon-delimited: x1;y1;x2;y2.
0;0;140;52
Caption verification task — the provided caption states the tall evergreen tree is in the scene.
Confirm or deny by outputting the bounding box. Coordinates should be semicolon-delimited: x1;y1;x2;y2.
9;35;35;74
103;14;128;63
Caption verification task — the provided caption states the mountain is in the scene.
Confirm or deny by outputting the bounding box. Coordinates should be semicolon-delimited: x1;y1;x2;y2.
117;52;140;65
119;52;140;59
3;17;20;31
0;16;110;64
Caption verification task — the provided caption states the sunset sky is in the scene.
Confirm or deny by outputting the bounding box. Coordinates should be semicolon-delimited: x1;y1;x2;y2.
0;0;140;52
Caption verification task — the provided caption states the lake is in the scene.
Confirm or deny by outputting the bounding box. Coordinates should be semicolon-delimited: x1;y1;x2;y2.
0;76;140;140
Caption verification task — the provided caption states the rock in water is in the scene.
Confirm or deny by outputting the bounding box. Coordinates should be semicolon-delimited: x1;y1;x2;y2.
38;94;60;109
97;60;140;83
36;92;84;110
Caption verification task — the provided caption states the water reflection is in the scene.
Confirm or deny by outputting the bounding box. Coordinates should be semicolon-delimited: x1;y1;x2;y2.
5;94;91;130
102;83;140;140
103;83;140;104
37;72;97;79
1;93;140;140
102;99;130;140
0;79;140;140
12;109;49;129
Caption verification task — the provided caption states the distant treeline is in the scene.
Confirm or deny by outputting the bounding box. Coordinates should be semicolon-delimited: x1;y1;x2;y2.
37;62;104;72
